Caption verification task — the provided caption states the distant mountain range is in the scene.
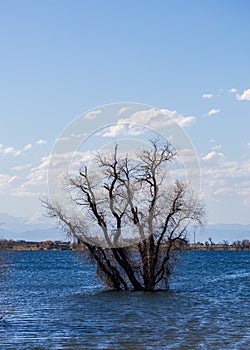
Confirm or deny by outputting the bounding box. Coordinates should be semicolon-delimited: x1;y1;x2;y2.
192;223;250;244
0;212;250;243
0;212;65;242
0;212;53;232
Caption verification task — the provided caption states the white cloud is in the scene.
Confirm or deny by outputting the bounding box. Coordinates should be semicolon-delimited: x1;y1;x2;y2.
56;133;87;143
211;144;222;151
202;151;217;161
229;88;237;93
202;151;224;161
0;174;18;193
23;143;32;151
214;188;235;196
20;150;93;189
200;155;250;209
0;142;33;156
70;132;87;138
207;108;220;116
248;142;250;149
0;144;21;156
56;136;71;142
5;147;21;156
102;108;195;138
102;124;129;138
36;139;48;145
11;164;32;171
10;189;46;197
23;156;51;187
118;107;131;115
237;89;250;101
202;93;213;99
175;115;195;127
84;109;102;120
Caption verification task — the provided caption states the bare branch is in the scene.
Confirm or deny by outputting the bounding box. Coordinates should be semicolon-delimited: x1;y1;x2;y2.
44;138;204;291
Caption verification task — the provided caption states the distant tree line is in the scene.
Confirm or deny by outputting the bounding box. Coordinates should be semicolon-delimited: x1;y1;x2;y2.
194;239;250;250
1;238;250;251
0;239;71;250
0;240;15;250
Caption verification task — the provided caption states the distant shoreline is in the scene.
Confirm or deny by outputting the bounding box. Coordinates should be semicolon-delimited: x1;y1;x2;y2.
0;240;249;251
186;244;250;251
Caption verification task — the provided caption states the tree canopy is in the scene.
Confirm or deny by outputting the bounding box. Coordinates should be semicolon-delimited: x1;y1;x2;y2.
45;139;204;291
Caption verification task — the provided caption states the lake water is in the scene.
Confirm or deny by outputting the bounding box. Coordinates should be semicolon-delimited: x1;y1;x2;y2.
0;250;249;349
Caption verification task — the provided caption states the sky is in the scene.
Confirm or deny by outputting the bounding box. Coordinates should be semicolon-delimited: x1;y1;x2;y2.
0;0;250;227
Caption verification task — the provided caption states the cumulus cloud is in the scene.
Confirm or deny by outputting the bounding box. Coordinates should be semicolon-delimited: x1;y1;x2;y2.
0;142;34;156
36;139;48;145
5;147;21;156
118;107;132;115
56;132;88;143
200;157;250;208
202;151;217;161
229;88;237;93
0;173;18;193
10;189;46;197
56;136;71;142
23;156;51;187
23;144;32;151
9;155;54;194
237;89;250;101
207;108;220;116
70;132;87;138
214;188;235;196
202;151;224;161
84;109;102;120
0;144;21;156
21;150;93;189
102;108;195;138
11;164;32;171
102;124;130;138
211;144;222;151
175;115;195;127
202;93;213;99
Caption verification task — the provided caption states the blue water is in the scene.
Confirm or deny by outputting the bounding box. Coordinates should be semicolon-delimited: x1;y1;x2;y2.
0;250;249;349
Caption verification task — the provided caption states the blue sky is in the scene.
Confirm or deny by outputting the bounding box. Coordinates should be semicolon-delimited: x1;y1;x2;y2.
0;0;250;226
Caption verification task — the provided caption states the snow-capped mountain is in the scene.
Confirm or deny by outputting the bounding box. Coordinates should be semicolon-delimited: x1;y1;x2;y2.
0;212;65;241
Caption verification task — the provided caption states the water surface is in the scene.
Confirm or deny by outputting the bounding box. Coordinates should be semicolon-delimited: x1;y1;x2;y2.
0;250;249;349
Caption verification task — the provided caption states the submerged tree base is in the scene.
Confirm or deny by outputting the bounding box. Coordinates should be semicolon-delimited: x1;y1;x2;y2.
75;236;187;291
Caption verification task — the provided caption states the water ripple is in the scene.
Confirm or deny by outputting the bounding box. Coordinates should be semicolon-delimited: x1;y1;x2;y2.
0;250;249;349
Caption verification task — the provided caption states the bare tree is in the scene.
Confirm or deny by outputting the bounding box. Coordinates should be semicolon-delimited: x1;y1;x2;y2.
45;139;204;291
